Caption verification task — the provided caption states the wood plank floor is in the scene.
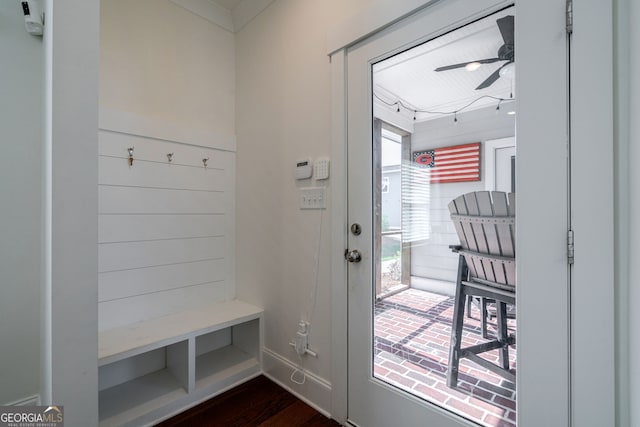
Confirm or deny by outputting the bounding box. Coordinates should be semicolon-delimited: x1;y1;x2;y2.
156;375;341;427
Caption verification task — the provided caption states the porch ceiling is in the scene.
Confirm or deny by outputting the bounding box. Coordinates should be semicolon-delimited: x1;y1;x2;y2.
373;6;515;123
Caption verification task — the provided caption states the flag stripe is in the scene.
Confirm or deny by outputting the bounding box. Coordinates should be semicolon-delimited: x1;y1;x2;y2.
430;174;479;179
430;165;479;173
433;160;480;168
435;153;479;161
434;148;478;156
430;168;480;176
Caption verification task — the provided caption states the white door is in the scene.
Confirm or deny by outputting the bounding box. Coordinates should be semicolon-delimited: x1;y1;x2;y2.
495;146;516;192
485;137;516;192
346;1;570;426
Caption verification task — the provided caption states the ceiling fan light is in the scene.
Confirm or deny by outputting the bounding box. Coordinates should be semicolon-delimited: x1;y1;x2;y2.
499;62;515;78
465;61;482;71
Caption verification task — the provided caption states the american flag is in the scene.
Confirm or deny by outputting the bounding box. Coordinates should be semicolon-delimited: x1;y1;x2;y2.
412;142;481;183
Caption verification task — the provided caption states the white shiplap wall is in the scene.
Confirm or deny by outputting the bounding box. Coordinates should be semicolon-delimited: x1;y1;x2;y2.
409;105;514;284
98;129;235;331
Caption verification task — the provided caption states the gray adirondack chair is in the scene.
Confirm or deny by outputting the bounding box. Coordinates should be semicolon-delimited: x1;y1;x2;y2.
447;191;516;387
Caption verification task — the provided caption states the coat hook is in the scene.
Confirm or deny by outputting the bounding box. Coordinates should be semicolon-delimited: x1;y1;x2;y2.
167;152;174;162
128;147;134;167
202;157;209;168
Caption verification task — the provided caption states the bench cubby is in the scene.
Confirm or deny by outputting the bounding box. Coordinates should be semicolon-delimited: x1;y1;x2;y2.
98;300;263;427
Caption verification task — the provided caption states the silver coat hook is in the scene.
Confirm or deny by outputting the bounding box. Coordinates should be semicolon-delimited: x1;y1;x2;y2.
167;153;174;162
202;157;209;168
128;147;134;167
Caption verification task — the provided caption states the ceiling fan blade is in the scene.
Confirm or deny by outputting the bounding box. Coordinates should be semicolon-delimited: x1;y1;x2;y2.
475;62;510;90
434;58;501;72
497;15;514;46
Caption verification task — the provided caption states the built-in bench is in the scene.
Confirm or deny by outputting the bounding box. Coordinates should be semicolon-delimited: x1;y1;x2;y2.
98;299;263;427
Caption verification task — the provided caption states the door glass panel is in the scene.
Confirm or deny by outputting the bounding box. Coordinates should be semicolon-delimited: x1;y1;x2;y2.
372;6;517;427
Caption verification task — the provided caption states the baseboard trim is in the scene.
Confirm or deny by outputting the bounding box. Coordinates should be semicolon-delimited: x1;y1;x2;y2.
261;347;332;418
4;395;40;406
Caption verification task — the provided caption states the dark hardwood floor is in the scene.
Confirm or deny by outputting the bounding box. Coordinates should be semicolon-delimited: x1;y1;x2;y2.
156;375;341;427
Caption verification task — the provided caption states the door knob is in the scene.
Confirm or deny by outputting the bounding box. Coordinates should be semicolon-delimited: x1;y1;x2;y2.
345;249;362;263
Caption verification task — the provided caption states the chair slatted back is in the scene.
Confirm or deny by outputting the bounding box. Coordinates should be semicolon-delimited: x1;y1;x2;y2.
448;191;516;288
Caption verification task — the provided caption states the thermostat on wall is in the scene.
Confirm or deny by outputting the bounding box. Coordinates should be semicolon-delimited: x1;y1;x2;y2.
295;159;313;180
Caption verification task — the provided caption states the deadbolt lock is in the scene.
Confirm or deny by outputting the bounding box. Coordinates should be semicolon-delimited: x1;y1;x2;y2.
350;223;362;235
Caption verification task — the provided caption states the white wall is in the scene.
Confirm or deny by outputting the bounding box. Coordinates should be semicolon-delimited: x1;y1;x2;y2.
235;0;372;408
0;2;42;405
100;0;235;139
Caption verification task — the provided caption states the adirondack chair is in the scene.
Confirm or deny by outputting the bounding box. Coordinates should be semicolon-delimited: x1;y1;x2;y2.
447;191;516;388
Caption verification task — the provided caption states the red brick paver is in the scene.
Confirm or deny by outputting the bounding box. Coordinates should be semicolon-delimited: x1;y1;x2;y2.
374;289;516;427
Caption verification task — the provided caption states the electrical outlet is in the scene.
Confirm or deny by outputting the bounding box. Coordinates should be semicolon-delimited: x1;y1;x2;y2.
289;321;318;358
295;321;309;356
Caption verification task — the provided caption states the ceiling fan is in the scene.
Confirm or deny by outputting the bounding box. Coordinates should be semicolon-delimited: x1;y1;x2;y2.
434;15;514;90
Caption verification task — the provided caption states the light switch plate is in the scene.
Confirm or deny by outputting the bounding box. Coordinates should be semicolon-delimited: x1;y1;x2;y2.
300;187;326;209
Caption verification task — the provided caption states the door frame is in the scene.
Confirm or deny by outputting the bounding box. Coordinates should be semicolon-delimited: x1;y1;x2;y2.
329;1;614;425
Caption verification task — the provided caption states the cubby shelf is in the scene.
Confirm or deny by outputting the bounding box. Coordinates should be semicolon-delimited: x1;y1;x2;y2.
196;344;257;389
98;299;263;427
99;369;188;427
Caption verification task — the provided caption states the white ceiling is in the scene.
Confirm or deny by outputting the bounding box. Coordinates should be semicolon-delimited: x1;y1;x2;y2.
211;0;244;11
373;6;515;123
171;0;273;32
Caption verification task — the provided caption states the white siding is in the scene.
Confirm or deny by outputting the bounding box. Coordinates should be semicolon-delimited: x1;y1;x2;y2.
409;105;514;283
98;130;235;331
0;1;42;406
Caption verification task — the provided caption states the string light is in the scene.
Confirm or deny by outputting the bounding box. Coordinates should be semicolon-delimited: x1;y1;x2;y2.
374;93;515;123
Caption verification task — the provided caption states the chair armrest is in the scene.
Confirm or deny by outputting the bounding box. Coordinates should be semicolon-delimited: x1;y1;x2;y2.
449;245;462;253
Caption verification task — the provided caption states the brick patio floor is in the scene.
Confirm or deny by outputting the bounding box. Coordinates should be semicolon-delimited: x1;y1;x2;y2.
374;288;516;427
